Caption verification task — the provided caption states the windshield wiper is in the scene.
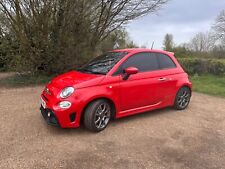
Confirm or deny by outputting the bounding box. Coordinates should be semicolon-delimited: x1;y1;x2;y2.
77;68;106;75
91;71;106;75
77;68;91;73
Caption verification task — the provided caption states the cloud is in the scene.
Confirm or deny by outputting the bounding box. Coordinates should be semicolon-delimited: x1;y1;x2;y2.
127;0;225;49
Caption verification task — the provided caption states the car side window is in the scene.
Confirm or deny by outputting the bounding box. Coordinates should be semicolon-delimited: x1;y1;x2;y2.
157;53;177;69
114;52;159;75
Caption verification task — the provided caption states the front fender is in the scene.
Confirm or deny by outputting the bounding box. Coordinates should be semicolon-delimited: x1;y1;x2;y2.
76;84;120;116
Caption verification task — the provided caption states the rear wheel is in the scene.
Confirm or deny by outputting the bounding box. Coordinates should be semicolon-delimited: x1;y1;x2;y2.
84;99;111;132
174;87;191;110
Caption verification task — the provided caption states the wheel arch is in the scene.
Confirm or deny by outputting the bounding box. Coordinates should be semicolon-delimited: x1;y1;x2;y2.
171;84;192;106
179;85;192;96
174;85;192;110
80;97;117;125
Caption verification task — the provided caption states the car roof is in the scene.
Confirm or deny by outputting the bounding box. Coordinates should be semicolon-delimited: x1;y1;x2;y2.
112;48;174;56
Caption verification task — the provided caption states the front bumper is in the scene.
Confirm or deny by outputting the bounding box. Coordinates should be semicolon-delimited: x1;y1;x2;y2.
40;93;82;128
40;106;60;127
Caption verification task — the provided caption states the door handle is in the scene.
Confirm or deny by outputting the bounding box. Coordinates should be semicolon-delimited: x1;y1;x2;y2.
158;78;167;81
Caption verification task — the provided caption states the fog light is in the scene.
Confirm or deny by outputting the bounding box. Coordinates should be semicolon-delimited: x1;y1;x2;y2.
48;112;51;117
59;101;71;109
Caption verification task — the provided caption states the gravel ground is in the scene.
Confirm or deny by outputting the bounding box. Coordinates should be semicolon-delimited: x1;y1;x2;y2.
0;74;225;169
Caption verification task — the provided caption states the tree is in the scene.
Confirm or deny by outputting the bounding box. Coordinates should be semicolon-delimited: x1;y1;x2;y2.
0;0;169;73
188;32;215;53
98;28;138;52
0;12;19;71
213;10;225;48
172;45;191;58
163;34;174;51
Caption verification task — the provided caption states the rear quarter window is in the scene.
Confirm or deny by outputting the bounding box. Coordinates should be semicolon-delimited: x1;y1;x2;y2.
157;53;177;69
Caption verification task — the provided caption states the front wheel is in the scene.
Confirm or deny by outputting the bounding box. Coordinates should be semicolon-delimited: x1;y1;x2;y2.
174;87;191;110
84;99;111;132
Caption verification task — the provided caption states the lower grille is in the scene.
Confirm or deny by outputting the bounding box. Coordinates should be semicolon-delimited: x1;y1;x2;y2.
69;113;76;122
40;106;60;126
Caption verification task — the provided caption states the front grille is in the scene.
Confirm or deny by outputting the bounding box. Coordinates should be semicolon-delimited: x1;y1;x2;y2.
40;106;60;126
42;94;49;102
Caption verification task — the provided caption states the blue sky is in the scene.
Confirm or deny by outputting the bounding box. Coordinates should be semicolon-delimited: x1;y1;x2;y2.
126;0;225;49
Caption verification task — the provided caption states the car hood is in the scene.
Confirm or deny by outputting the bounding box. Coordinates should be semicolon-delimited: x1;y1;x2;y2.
49;71;104;90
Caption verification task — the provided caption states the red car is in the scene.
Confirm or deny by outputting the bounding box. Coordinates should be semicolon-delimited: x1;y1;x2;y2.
40;48;192;132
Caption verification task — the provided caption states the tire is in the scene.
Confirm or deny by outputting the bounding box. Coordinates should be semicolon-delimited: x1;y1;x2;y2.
84;99;111;132
174;87;191;110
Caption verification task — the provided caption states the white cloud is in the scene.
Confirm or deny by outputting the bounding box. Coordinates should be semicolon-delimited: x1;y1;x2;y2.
126;0;225;49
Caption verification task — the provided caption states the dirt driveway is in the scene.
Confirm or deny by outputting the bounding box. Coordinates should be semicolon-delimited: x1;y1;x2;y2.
0;75;225;169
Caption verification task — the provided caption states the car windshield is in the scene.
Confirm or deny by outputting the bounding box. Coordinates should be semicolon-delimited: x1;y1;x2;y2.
77;52;128;75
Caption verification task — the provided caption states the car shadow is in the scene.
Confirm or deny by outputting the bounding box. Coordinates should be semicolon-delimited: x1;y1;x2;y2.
43;107;179;135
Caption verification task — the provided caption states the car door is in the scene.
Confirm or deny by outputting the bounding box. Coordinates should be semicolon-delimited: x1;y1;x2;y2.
117;52;161;111
154;53;178;102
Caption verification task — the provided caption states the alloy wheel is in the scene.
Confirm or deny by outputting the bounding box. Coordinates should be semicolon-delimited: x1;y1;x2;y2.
94;103;111;129
177;90;190;109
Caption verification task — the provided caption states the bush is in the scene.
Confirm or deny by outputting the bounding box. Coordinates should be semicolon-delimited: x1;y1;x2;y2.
178;58;225;75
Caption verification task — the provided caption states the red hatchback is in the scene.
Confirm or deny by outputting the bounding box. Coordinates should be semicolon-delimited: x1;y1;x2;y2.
40;48;192;132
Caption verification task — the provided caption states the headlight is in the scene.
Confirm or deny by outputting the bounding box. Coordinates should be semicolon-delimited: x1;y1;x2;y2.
59;101;71;109
60;87;74;98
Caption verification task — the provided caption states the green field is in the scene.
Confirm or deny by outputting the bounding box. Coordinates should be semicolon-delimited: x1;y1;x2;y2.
190;75;225;98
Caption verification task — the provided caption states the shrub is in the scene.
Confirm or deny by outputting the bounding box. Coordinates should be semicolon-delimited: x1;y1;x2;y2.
178;58;225;75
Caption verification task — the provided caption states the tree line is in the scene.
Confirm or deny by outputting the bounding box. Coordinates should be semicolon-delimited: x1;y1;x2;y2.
163;10;225;59
162;10;225;75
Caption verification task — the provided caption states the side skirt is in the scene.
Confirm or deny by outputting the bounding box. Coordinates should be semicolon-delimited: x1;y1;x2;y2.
116;101;163;118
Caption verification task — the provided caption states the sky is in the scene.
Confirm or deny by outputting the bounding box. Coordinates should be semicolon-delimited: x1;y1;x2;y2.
126;0;225;49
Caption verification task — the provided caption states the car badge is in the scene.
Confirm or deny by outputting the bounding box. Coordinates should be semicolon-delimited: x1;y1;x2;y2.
45;88;51;95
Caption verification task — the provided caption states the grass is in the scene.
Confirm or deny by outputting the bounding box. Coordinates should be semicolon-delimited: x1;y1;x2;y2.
0;73;53;88
190;74;225;98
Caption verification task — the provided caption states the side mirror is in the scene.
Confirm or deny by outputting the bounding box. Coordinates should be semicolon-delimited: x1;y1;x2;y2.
123;67;139;80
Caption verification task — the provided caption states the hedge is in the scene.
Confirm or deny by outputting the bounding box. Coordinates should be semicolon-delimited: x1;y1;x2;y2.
178;58;225;75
